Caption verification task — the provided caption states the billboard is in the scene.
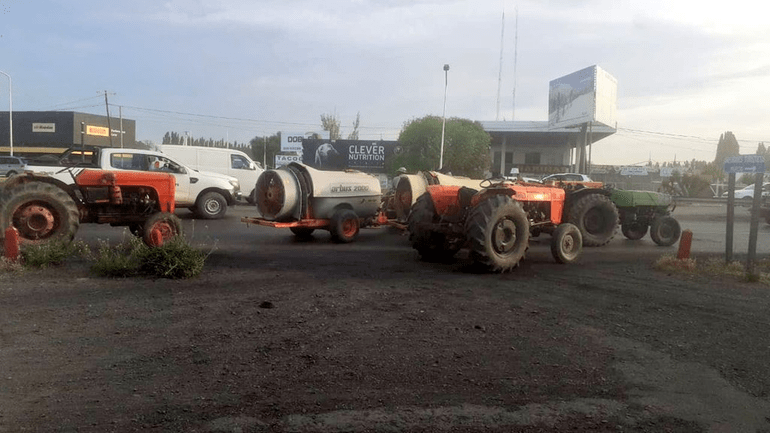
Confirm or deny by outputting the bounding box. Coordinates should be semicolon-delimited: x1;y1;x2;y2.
301;139;400;173
548;65;617;129
281;132;306;152
275;154;302;167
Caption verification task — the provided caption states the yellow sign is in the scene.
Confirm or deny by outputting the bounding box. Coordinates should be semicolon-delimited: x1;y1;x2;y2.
86;125;109;137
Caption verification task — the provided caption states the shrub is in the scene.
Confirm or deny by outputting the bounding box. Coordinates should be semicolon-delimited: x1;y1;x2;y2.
20;240;91;268
135;236;206;279
90;237;143;278
91;236;206;279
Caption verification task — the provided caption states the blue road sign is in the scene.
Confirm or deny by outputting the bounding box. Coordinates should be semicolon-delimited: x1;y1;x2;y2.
724;155;766;174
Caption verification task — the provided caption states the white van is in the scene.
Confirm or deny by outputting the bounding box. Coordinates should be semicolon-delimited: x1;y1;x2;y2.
160;145;264;203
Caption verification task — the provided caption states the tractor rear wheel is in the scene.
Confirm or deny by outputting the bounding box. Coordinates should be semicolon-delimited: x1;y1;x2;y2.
0;181;79;245
621;222;648;240
330;209;360;243
142;212;183;247
465;195;529;272
650;215;681;246
407;193;461;262
568;193;619;247
550;223;582;264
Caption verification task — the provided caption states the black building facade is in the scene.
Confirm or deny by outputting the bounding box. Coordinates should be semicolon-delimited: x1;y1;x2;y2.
0;111;136;156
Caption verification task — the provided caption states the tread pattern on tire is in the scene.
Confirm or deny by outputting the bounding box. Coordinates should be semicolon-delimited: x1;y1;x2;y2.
464;195;529;272
567;193;619;247
0;181;80;244
650;215;681;247
407;193;461;261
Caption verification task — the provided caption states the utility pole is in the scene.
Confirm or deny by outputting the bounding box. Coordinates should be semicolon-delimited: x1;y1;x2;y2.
102;90;114;147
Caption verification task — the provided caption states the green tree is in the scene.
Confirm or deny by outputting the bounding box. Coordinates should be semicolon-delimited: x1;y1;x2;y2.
249;134;281;169
320;112;361;140
714;131;740;168
321;114;341;140
391;116;491;178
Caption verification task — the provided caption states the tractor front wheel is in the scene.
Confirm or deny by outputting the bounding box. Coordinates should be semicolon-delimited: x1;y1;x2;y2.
465;195;529;272
142;212;183;247
330;209;360;243
0;181;80;245
650;215;681;246
621;222;648;240
550;223;583;264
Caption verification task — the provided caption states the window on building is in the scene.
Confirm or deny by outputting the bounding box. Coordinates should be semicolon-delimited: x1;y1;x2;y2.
525;152;541;164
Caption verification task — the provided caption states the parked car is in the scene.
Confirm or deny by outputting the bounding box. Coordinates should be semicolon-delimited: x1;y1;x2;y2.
541;173;594;183
0;155;27;177
160;145;264;204
722;183;770;200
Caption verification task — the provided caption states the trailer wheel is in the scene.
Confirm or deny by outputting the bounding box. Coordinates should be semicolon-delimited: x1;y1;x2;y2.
407;193;461;261
550;223;582;264
330;209;360;243
621;222;648;240
650;215;681;246
142;212;183;247
465;195;529;272
568;193;618;247
0;181;79;245
195;191;227;219
290;227;315;238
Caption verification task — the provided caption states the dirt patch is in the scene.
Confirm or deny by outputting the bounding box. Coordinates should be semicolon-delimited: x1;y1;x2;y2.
2;232;770;432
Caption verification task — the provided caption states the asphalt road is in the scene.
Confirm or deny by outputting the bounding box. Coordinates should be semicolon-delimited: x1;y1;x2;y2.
74;200;770;260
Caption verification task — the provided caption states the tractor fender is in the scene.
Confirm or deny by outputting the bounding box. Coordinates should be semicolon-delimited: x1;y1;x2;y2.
2;173;80;204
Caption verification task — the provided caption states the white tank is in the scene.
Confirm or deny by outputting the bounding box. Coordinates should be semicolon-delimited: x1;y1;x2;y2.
255;163;382;221
393;171;483;222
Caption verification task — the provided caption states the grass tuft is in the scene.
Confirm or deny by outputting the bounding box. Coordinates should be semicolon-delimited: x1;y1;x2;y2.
20;240;92;268
654;254;770;285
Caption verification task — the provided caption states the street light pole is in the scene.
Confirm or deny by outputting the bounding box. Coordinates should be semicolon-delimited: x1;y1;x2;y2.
439;64;449;171
0;71;12;156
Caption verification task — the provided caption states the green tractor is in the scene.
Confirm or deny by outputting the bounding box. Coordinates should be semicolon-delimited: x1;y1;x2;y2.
611;190;681;246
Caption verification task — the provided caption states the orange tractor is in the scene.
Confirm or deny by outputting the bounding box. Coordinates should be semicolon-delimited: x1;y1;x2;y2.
407;178;606;272
0;169;182;247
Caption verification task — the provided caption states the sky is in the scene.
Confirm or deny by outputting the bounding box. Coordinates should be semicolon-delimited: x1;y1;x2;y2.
0;0;768;166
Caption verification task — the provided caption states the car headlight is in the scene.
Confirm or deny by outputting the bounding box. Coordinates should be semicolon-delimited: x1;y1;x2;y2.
229;179;240;190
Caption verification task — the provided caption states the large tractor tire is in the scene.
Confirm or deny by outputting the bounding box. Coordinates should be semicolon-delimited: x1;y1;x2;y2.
650;215;681;247
407;193;461;262
142;212;183;247
621;222;648;240
568;193;619;247
330;208;360;243
0;181;80;245
550;223;582;264
465;195;529;272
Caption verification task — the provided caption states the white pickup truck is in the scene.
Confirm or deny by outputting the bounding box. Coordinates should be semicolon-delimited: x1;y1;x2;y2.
24;147;241;219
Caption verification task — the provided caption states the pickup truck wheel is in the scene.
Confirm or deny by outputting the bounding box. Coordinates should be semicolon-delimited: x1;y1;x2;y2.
6;170;17;177
195;192;227;219
246;189;257;205
330;209;360;243
650;215;681;246
0;181;80;245
142;212;183;247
